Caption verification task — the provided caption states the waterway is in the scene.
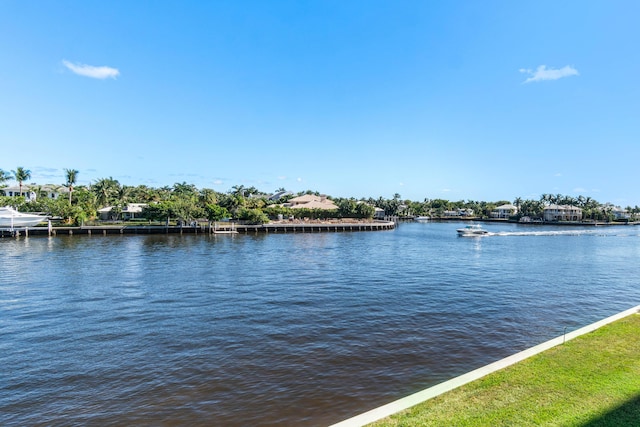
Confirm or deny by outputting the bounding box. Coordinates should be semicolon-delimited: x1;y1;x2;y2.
2;221;639;426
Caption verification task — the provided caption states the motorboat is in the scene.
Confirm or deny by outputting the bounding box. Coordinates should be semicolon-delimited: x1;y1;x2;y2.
0;206;48;228
414;216;430;222
456;224;489;237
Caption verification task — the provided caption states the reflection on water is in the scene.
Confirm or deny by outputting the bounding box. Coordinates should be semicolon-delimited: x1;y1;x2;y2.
1;222;639;426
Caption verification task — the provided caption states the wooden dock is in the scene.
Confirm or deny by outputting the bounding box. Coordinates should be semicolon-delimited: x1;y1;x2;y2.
0;221;396;238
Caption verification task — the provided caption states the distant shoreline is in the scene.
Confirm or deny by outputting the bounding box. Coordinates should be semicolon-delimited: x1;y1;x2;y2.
426;217;638;226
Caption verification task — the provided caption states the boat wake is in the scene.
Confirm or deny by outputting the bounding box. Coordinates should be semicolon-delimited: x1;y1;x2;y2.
488;229;637;237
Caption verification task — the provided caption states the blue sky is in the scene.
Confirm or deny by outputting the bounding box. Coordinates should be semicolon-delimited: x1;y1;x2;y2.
1;1;639;206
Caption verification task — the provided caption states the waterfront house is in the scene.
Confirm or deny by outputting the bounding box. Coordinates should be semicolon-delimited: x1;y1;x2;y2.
491;204;518;219
1;184;69;202
543;204;583;222
612;207;631;220
1;185;37;201
286;194;338;210
443;208;474;217
268;190;293;201
98;203;148;220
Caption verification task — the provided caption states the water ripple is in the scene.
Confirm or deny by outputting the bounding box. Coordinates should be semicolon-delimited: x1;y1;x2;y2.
1;223;639;425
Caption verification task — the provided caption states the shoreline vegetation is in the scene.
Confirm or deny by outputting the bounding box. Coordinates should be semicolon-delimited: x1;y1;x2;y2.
1;168;639;227
365;311;640;427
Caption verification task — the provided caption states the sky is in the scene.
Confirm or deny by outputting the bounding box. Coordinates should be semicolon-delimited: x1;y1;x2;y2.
1;1;639;206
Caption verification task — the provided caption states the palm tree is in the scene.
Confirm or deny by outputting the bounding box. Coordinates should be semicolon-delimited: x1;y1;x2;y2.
230;185;247;208
32;184;44;200
173;182;197;196
0;169;12;184
245;186;260;196
155;186;173;202
12;166;31;196
231;185;246;198
117;185;133;205
129;185;154;203
513;197;522;212
92;177;120;207
65;168;79;204
540;194;551;205
199;188;218;205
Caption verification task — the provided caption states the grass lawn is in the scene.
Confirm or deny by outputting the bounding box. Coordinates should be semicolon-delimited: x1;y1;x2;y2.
370;313;640;426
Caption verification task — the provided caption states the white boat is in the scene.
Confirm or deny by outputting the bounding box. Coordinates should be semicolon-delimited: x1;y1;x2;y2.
414;216;430;222
456;224;489;236
0;206;48;228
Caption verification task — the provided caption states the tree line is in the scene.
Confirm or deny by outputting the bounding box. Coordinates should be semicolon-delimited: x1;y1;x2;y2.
1;167;638;225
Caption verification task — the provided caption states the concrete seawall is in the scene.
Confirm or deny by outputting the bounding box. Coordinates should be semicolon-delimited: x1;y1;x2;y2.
0;221;395;238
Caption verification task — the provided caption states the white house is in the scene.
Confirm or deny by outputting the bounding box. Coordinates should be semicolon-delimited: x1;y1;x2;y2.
98;203;148;220
443;208;474;217
1;184;69;202
543;204;583;222
491;204;518;219
612;207;630;220
373;207;386;219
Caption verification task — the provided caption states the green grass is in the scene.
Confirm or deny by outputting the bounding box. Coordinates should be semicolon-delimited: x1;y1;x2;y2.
370;314;640;427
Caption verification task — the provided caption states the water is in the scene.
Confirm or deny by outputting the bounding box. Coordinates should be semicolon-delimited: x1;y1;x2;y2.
2;222;639;426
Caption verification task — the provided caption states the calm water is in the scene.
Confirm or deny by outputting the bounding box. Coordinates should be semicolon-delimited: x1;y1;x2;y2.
2;222;639;426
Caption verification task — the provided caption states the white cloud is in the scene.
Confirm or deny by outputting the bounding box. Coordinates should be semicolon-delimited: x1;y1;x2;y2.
520;65;578;83
63;60;120;79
